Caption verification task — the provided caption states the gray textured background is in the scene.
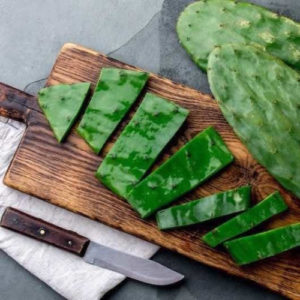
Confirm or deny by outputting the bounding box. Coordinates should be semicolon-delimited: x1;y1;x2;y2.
0;0;298;299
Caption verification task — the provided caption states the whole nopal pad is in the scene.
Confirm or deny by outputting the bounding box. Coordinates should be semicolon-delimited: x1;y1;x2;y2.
96;93;189;198
177;0;300;71
225;223;300;265
208;44;300;199
156;186;251;230
203;191;288;247
38;82;90;142
77;68;149;154
128;127;234;218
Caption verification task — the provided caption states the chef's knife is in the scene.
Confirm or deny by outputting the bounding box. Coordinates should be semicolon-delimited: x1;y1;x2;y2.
0;207;184;285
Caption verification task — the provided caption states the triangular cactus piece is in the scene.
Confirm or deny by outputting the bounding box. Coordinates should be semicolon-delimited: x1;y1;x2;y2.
38;82;90;142
77;68;149;154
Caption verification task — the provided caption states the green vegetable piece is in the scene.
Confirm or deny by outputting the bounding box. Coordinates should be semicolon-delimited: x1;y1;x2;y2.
177;0;300;71
38;82;90;142
77;68;149;153
96;93;189;198
224;222;300;265
203;191;288;247
208;43;300;199
128;127;234;218
156;186;251;230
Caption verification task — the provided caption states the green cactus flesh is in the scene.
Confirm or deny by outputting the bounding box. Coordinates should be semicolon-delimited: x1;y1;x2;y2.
38;82;90;142
224;222;300;265
77;68;149;154
156;186;250;230
208;43;300;199
203;191;288;248
127;127;234;218
177;0;300;71
96;93;189;198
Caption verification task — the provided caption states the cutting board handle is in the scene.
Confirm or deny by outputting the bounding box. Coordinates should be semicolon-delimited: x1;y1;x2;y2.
0;82;37;124
0;207;90;256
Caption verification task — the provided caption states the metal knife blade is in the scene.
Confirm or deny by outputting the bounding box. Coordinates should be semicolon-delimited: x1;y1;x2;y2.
0;206;184;286
83;241;184;285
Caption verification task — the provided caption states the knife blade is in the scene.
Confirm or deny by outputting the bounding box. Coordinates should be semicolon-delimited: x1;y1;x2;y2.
0;206;184;285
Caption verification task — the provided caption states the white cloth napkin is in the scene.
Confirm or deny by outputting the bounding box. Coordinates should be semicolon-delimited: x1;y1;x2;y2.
0;116;159;300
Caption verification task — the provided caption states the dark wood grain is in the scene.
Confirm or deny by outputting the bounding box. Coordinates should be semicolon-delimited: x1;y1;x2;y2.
1;207;90;256
0;82;40;124
1;43;300;299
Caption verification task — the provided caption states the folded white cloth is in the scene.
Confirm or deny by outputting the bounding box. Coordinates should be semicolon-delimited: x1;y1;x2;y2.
0;116;159;300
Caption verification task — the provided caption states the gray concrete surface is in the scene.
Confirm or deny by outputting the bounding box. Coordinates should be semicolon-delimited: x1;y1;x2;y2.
0;0;163;88
0;0;296;299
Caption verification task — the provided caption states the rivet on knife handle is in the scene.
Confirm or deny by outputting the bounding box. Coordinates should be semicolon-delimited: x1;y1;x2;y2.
0;207;90;256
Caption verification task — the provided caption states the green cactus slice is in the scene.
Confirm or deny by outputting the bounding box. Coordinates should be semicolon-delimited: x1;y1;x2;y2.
156;186;251;230
77;68;149;154
96;93;189;198
127;127;234;218
203;191;288;248
177;0;300;71
208;43;300;198
224;222;300;265
38;82;90;142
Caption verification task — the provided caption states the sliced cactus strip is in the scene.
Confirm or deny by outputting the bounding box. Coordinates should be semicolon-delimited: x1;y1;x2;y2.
177;0;300;71
96;93;189;198
203;191;288;247
156;186;251;230
208;43;300;198
224;223;300;265
77;68;149;154
38;82;90;142
128;127;234;218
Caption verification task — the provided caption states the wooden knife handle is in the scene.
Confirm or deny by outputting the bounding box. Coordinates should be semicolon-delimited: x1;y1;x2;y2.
0;207;90;256
0;82;39;124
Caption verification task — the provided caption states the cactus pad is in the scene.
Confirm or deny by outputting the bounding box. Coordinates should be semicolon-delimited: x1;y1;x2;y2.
77;68;149;154
127;127;234;218
96;93;189;198
208;43;300;198
156;186;250;230
177;0;300;71
224;223;300;265
38;82;90;142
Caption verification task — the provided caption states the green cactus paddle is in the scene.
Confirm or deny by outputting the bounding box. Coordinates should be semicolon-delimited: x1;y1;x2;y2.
38;82;90;142
208;43;300;198
177;0;300;71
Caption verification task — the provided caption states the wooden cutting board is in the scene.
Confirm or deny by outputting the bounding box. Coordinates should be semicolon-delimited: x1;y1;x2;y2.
1;43;300;299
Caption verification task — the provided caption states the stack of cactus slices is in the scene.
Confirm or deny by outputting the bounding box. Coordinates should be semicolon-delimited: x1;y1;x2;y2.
175;0;300;264
36;0;300;266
